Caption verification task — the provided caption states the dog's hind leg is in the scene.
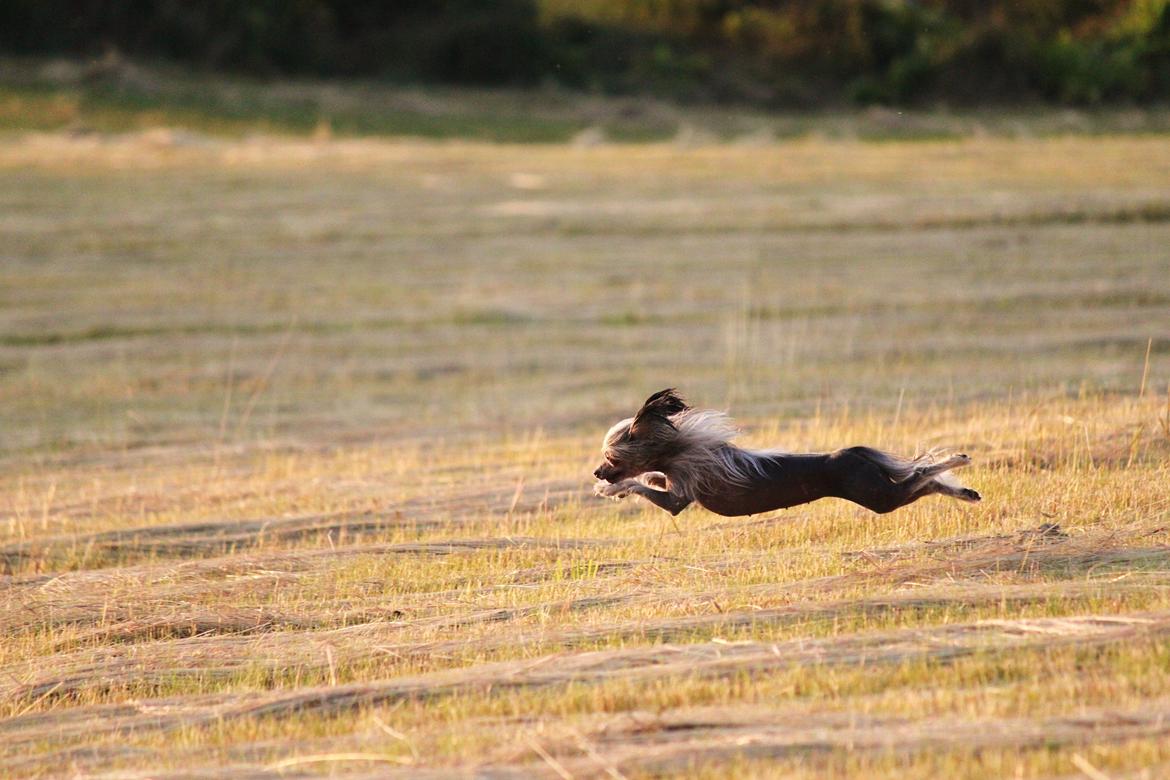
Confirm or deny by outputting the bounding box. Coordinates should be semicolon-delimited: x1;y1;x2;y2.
912;454;971;480
900;454;973;494
833;456;927;513
832;450;980;513
925;478;981;503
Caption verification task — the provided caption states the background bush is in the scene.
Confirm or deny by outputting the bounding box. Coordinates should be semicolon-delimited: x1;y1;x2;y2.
2;0;1169;105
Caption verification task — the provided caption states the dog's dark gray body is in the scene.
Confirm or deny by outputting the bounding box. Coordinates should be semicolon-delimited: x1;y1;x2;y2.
594;390;981;517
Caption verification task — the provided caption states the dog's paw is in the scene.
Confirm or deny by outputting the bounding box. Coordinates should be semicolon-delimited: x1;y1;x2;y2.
639;471;668;490
594;480;631;500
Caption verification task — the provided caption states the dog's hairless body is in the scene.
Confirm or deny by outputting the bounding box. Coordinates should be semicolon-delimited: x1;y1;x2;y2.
594;390;980;517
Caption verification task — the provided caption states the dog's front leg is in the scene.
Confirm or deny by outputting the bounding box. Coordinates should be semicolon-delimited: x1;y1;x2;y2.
629;484;692;516
594;479;638;498
594;480;692;516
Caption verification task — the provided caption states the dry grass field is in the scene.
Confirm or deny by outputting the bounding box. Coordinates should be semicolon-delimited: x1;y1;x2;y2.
2;128;1170;778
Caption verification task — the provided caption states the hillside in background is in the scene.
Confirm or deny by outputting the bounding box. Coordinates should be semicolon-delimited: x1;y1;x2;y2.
3;0;1170;106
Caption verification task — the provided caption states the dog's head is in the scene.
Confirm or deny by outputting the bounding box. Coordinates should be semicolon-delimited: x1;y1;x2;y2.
593;389;689;482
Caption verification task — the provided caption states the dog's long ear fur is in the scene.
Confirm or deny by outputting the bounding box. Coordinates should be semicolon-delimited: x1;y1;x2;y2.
631;388;689;435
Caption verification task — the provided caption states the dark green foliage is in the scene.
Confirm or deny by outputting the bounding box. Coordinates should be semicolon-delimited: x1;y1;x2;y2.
2;0;1169;103
0;0;551;83
1035;35;1143;103
1146;5;1170;95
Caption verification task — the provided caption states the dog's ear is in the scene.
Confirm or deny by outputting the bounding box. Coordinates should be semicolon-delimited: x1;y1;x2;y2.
631;388;688;435
640;388;688;416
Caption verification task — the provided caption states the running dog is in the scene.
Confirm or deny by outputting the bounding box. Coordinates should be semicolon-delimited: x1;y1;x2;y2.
593;389;981;516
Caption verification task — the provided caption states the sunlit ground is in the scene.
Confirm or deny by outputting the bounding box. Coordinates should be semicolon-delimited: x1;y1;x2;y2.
2;129;1169;777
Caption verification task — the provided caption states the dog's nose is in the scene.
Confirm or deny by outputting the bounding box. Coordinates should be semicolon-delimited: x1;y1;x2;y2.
593;467;604;479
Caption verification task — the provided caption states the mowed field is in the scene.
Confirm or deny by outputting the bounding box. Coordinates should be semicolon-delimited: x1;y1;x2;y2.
2;129;1170;778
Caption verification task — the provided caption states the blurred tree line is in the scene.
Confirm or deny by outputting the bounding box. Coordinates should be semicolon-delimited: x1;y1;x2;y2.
3;0;1169;105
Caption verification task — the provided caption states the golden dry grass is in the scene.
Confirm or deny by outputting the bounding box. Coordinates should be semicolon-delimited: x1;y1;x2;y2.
1;128;1169;778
